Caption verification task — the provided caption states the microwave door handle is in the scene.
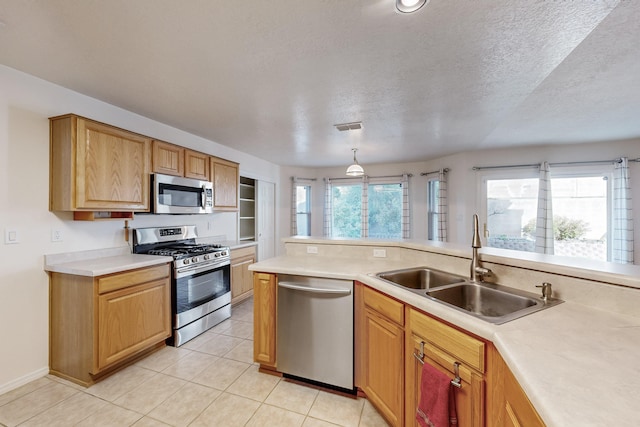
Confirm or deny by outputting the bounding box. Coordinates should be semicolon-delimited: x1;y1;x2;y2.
201;185;207;209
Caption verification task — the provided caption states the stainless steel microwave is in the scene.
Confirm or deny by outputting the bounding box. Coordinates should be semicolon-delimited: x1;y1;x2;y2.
151;173;213;214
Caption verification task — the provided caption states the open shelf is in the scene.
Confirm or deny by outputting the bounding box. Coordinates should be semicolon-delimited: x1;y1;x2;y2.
239;176;256;241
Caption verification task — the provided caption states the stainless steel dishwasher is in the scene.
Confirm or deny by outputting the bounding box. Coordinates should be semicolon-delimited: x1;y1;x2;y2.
277;274;354;392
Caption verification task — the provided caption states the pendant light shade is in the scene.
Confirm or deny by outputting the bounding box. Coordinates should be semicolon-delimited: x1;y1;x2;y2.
346;148;364;177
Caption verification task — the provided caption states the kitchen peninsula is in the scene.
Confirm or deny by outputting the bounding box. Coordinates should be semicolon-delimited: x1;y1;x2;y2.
250;237;640;427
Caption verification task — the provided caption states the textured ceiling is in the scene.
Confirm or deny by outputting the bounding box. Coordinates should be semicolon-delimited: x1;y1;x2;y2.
0;0;638;168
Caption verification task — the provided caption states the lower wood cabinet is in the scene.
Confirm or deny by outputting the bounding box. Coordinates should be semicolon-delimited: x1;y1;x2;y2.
487;345;546;427
231;246;256;305
356;284;405;426
49;263;171;386
406;308;486;427
253;272;277;369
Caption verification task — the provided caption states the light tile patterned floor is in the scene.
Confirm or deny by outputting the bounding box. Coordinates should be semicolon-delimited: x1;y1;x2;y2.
0;298;389;427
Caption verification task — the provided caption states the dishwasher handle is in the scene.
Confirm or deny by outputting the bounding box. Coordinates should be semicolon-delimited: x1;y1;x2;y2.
278;281;352;295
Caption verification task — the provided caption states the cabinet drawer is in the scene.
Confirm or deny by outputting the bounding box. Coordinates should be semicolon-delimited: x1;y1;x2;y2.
231;246;256;260
363;286;404;325
98;264;170;294
409;308;485;372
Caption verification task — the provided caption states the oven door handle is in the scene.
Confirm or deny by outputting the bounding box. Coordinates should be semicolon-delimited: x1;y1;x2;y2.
175;261;230;278
278;281;352;295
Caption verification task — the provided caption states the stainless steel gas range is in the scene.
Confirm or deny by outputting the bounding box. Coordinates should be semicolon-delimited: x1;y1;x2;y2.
133;225;231;346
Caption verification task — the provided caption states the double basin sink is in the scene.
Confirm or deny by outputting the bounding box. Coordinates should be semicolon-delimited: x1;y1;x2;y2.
375;267;562;324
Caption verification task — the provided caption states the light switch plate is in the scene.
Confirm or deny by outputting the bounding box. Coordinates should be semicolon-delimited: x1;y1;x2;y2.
4;229;19;244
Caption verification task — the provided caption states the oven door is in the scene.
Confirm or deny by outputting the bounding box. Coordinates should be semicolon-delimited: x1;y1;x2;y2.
174;261;231;328
153;173;213;214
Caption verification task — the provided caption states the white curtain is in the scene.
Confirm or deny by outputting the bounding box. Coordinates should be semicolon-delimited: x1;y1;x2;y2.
290;177;298;236
402;174;411;239
323;179;332;237
437;169;448;242
535;161;554;254
613;157;634;264
361;176;369;238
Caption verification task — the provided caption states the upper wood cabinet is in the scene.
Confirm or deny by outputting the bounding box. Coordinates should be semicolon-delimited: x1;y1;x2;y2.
211;156;239;210
152;140;184;176
185;149;210;181
50;114;151;213
152;140;210;181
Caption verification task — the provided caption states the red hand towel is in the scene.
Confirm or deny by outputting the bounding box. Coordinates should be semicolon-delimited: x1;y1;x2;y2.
416;361;457;427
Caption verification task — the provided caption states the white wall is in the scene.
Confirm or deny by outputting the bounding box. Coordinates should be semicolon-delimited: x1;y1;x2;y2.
0;65;280;393
279;139;640;256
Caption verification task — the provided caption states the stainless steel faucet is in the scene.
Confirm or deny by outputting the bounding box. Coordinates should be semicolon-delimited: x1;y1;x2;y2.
471;214;491;282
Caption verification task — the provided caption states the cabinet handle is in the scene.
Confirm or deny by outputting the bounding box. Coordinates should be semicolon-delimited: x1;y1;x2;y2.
413;341;462;389
278;281;351;295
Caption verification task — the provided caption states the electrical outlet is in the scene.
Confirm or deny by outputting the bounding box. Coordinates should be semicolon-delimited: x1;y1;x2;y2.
51;229;63;242
4;229;19;244
307;246;318;254
373;249;387;258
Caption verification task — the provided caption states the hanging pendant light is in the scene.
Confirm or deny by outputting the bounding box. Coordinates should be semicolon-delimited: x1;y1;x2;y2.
346;148;364;177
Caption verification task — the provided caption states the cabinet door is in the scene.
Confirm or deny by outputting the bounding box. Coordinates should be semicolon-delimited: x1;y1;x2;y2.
76;118;151;210
253;272;276;367
95;278;171;372
152;140;184;176
185;149;210;180
363;308;404;427
503;364;545;427
406;334;485;427
231;256;255;303
211;157;239;210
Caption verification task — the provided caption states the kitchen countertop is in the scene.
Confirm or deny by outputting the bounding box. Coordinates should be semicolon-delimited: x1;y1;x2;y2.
250;252;640;427
44;246;173;277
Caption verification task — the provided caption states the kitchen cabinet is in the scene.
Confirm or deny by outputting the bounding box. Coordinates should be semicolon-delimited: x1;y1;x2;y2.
406;308;486;427
231;245;256;304
184;149;210;180
49;263;171;386
253;272;277;369
152;140;185;176
487;346;545;427
49;114;151;216
356;284;405;427
211;156;239;210
152;140;210;180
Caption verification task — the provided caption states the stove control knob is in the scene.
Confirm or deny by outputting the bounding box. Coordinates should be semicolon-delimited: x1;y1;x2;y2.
192;257;199;264
204;254;211;260
183;258;190;265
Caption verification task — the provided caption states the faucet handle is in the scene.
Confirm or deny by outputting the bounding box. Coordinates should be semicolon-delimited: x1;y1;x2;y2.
536;282;553;301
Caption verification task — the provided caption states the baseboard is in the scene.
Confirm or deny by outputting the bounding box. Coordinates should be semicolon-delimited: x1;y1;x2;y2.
0;367;49;396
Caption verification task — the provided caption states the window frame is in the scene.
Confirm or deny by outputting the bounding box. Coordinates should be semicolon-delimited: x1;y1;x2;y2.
295;184;312;237
477;165;614;261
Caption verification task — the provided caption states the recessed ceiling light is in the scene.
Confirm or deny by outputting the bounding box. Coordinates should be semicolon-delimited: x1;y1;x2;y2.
396;0;428;14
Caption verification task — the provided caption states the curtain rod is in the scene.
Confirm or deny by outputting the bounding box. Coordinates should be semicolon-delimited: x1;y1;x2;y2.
324;173;412;181
290;176;317;181
420;168;450;176
471;157;640;171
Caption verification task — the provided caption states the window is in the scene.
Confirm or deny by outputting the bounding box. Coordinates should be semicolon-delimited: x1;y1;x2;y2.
481;168;611;261
295;185;311;236
368;183;403;239
331;183;362;238
329;178;406;239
